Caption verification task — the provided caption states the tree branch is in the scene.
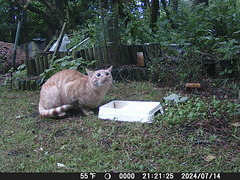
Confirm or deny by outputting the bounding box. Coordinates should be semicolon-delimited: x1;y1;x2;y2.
161;0;176;29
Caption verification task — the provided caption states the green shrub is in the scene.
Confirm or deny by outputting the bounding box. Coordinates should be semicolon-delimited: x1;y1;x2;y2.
156;95;239;127
39;56;96;84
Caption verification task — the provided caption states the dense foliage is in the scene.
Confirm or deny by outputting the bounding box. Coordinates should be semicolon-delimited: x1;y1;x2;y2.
0;0;239;77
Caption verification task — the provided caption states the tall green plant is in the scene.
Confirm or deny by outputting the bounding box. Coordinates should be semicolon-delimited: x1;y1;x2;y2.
39;56;96;84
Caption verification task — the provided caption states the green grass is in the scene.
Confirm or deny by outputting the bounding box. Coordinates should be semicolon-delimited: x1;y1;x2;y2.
0;81;239;172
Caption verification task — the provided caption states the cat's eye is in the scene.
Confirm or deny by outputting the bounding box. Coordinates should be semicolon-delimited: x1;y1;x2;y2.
96;73;101;77
106;72;109;76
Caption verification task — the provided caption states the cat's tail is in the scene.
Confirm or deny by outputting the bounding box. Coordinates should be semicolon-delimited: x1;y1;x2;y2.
39;104;73;117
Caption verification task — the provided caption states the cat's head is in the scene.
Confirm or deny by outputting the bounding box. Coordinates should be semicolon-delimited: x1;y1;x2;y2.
86;66;113;88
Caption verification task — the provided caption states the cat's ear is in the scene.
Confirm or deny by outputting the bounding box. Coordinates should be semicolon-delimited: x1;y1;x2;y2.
86;69;93;77
107;65;113;72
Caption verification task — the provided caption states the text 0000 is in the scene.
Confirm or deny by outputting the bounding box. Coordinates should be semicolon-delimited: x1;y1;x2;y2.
119;173;135;179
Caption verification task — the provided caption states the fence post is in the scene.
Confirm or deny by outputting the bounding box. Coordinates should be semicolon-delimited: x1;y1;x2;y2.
80;49;86;60
93;47;99;66
88;48;94;60
35;57;40;75
39;56;44;73
84;49;90;61
72;51;77;58
48;54;52;65
24;43;30;76
43;55;49;69
29;59;35;75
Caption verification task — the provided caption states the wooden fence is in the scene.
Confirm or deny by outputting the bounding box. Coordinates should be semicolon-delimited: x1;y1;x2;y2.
25;43;162;76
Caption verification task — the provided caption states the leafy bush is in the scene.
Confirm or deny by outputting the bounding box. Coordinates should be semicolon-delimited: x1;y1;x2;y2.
39;56;96;84
148;2;240;78
156;95;240;127
148;46;204;87
4;64;28;89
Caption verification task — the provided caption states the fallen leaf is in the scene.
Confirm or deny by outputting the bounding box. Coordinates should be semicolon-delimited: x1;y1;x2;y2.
205;154;216;162
57;163;66;168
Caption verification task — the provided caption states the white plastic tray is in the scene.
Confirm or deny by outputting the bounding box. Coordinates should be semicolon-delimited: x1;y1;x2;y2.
98;100;164;123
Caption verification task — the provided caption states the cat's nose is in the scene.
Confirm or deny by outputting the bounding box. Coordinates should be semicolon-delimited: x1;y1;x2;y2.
103;76;107;81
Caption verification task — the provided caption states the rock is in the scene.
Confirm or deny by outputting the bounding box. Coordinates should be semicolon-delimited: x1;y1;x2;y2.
57;163;66;167
163;93;188;103
179;97;188;103
163;93;180;102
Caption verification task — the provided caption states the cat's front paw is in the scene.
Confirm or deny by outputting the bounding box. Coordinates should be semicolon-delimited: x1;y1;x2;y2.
81;108;94;116
85;111;94;116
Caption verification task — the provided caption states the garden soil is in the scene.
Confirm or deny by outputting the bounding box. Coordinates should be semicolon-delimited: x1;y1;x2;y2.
0;41;26;73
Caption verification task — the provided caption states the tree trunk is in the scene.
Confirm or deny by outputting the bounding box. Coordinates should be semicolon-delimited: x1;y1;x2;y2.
99;0;107;63
172;0;178;13
149;0;159;33
161;0;176;29
102;0;108;9
142;0;150;7
13;0;66;42
113;0;120;64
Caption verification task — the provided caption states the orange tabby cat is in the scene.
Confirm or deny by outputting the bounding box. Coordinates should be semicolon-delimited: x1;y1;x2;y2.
39;66;113;117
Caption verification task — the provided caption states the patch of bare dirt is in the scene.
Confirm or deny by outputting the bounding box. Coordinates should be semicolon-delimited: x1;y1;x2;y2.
0;41;26;73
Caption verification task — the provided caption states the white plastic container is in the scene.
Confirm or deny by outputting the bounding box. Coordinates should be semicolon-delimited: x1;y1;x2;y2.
98;100;164;123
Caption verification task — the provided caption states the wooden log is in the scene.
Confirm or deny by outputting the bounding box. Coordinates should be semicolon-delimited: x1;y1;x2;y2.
44;55;49;69
18;80;21;91
93;47;100;66
106;45;114;65
72;51;77;58
80;49;86;60
42;56;46;70
77;51;81;58
35;58;40;75
25;80;30;91
30;80;37;91
67;51;72;56
39;56;44;73
58;52;63;58
48;54;53;64
59;52;67;58
27;59;32;75
93;47;98;61
21;80;26;91
129;45;137;64
84;49;89;61
24;44;30;76
185;83;201;89
28;59;35;75
88;48;94;60
120;45;128;65
24;59;30;75
98;46;105;66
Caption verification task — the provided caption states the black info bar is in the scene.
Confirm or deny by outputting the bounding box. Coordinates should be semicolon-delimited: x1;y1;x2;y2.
0;172;239;180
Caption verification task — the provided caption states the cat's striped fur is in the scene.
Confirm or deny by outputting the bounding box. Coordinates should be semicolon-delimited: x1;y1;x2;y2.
39;66;113;117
